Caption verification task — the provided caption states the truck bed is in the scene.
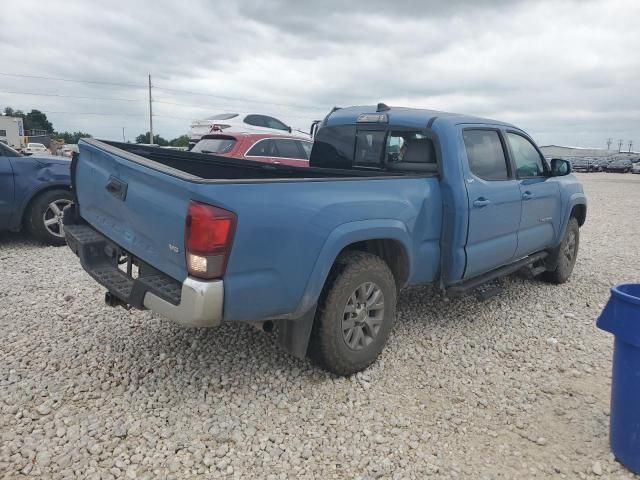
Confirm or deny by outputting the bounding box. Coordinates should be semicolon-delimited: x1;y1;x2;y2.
97;140;398;181
70;139;442;323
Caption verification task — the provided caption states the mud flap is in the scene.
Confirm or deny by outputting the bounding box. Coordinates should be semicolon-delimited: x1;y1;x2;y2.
276;305;316;360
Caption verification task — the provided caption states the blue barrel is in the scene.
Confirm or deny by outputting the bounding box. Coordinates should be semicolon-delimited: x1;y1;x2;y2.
597;283;640;474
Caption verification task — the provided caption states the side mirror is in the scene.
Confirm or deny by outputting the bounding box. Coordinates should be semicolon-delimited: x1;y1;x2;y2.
287;126;292;133
551;158;571;176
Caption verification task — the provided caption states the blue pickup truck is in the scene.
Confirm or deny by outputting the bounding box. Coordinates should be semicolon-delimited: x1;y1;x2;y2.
0;142;72;245
63;105;586;375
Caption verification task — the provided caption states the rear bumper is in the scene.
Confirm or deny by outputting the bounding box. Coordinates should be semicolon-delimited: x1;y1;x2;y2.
63;209;223;328
143;277;223;327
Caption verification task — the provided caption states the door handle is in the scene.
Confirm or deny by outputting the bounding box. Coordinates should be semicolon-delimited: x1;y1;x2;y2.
522;191;534;200
473;198;491;208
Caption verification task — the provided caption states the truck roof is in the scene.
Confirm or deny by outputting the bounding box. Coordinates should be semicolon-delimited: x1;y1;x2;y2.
325;105;516;129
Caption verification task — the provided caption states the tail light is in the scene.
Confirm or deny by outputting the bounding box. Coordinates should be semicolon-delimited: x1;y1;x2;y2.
185;201;236;279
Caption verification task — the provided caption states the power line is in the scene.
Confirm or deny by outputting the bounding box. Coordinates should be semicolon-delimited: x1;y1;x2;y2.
42;111;148;117
0;90;142;102
41;111;201;121
153;85;323;111
152;99;318;121
0;71;324;112
0;72;145;88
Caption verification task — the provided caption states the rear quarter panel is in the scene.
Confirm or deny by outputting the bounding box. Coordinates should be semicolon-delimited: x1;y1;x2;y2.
194;177;443;322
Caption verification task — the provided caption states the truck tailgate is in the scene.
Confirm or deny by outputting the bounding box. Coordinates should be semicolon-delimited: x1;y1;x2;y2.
74;140;192;282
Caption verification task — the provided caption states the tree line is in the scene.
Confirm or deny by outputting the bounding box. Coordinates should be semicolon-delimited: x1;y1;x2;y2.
2;106;188;146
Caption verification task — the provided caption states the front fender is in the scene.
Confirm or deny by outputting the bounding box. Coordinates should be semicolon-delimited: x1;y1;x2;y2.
556;192;587;247
291;219;413;318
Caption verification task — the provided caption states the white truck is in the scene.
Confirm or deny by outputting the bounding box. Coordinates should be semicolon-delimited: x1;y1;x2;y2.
0;116;25;150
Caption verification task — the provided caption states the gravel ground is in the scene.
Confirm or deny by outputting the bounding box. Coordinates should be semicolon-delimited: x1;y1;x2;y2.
1;172;639;480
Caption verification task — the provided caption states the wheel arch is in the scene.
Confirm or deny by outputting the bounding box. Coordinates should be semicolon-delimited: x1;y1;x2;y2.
292;219;413;320
570;203;586;226
20;183;72;226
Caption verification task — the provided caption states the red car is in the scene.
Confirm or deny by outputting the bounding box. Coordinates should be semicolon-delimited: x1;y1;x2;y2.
191;132;312;167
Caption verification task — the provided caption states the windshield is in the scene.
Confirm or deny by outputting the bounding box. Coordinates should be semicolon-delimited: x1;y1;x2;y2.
205;113;238;121
192;137;236;154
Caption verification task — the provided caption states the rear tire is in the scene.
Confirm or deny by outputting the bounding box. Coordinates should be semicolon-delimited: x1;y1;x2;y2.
25;189;73;246
542;218;579;284
308;251;397;376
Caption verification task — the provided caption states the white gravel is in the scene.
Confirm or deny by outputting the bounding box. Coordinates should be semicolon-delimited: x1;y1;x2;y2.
1;172;639;479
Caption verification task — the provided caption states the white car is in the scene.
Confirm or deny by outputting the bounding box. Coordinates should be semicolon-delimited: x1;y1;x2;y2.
23;142;50;155
57;144;79;158
188;113;308;148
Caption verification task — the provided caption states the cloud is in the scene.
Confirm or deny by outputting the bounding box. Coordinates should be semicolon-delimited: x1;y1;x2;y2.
0;0;637;148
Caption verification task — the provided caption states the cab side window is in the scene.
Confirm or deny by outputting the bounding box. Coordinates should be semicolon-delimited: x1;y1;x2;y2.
463;130;510;181
507;132;546;177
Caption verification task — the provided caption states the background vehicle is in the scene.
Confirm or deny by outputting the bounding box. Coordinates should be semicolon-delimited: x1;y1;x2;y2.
23;142;50;155
606;159;633;173
572;158;602;172
192;132;312;167
64;105;586;375
592;158;608;171
188;112;308;148
57;144;79;158
0;142;71;245
632;162;640;174
571;158;591;172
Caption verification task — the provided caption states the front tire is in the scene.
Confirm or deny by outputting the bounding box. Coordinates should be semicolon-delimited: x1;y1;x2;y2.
308;251;397;376
542;218;579;284
25;189;73;246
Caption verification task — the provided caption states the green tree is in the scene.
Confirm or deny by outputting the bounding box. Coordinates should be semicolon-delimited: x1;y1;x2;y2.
169;134;189;147
3;107;15;117
24;109;54;133
54;131;92;144
135;132;169;146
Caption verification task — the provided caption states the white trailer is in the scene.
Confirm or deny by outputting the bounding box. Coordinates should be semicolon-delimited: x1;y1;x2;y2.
0;116;25;149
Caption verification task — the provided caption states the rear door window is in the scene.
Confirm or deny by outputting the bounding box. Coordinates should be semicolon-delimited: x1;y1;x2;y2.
463;130;510;181
244;115;265;127
354;130;386;167
246;139;278;157
273;139;306;159
299;141;312;159
263;116;289;131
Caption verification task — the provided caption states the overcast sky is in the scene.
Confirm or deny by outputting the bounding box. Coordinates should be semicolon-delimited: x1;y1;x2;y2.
0;0;638;149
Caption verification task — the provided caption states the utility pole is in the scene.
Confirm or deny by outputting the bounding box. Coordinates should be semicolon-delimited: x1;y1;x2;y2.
629;141;633;153
148;74;154;144
122;127;126;142
606;138;612;150
618;139;623;152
